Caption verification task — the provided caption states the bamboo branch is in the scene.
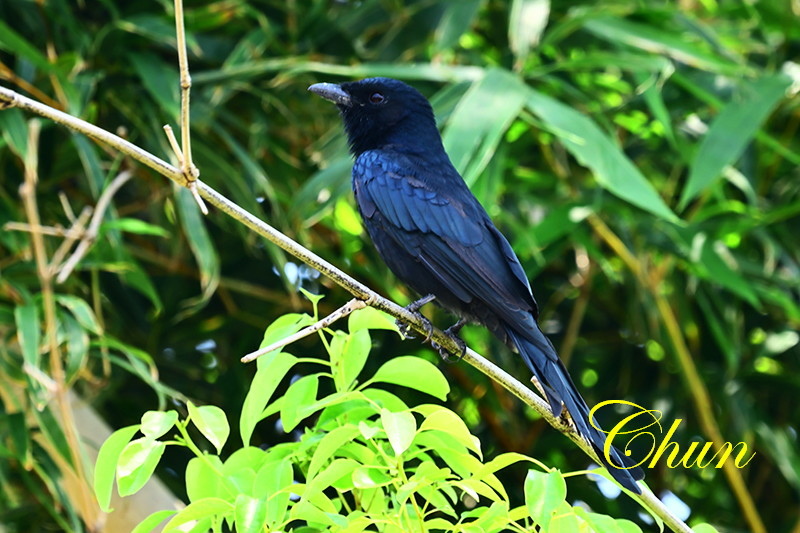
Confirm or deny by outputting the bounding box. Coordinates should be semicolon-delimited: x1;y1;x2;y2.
0;84;693;533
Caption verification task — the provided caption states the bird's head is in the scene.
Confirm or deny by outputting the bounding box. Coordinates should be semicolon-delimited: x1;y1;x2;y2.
309;77;440;157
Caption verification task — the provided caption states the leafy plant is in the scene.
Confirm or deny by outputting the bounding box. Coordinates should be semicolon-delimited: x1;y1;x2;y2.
95;304;660;532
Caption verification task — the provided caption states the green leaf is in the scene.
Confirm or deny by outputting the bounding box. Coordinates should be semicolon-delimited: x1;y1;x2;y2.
693;234;760;308
186;455;226;502
188;403;230;453
509;0;550;65
175;186;220;302
680;74;791;209
348;306;399;333
442;69;529;185
234;494;268;533
583;16;742;74
574;506;634;533
61;312;89;381
548;501;581;533
352;466;393;489
94;425;139;512
254;460;293;526
304;458;360;504
433;0;482;52
14;302;40;366
160;498;233;531
240;350;298;445
526;89;678;222
117;437;166;496
333;328;371;392
371;356;450;400
140;410;178;440
308;424;361;479
418;407;480;456
280;374;319;432
129;52;180;119
0;108;29;160
130;510;176;533
71;134;106;197
101;218;171;238
380;409;417;456
524;469;566;530
240;313;312;436
55;294;102;334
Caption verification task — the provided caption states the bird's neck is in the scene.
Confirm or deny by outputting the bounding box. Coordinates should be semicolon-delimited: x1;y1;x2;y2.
348;117;446;161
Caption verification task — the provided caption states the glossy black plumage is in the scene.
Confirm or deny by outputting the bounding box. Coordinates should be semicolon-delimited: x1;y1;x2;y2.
309;77;644;493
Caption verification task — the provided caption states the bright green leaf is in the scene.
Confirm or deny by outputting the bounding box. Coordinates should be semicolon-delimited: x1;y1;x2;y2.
140;411;178;440
101;218;171;238
371;356;450;400
117;437;166;497
94;425;139;512
418;407;480;456
130;510;176;533
240;350;298;445
308;424;361;479
234;494;267;533
524;469;567;530
186;455;226;502
348;306;399;333
254;460;293;526
380;409;417;456
188;403;230;453
280;374;319;432
160;498;233;531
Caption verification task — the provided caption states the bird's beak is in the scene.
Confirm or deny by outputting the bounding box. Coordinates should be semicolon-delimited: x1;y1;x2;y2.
308;82;352;107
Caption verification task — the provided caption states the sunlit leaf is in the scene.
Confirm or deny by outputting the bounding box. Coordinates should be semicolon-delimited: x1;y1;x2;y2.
526;89;678;222
371;356;450;400
94;425;139;512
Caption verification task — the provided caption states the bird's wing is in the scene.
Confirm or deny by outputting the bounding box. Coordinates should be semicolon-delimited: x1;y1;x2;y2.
354;150;540;326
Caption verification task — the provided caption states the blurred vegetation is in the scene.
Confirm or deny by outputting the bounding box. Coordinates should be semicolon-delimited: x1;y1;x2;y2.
1;0;798;531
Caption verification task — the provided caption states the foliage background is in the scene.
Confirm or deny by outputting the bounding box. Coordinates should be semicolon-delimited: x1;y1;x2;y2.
1;0;798;531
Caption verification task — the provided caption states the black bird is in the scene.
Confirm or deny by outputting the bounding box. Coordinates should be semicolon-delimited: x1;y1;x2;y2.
309;77;644;494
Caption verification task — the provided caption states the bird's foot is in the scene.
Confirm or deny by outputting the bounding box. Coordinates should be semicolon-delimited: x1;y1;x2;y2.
396;294;436;341
432;318;467;363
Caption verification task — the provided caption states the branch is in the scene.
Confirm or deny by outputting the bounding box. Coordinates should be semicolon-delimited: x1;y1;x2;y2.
56;170;134;283
0;84;692;533
241;297;370;363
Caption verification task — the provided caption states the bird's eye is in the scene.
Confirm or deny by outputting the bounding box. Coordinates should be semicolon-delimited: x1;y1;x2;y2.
369;92;386;104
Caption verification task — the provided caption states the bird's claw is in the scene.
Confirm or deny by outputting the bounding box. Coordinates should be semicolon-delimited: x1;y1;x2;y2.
432;318;467;363
395;294;436;341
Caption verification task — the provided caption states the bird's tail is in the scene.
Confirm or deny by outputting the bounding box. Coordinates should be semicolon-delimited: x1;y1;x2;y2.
505;327;644;494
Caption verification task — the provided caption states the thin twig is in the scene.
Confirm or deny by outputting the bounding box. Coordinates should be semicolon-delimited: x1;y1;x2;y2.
4;221;78;238
56;170;134;283
49;206;93;277
0;84;693;533
242;298;367;363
